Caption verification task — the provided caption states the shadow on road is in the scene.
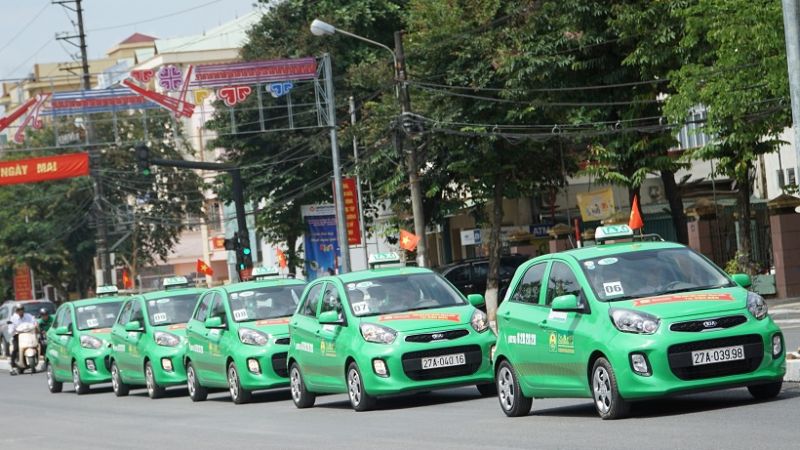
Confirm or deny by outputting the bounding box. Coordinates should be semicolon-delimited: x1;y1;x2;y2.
205;388;293;404
314;387;486;411
129;387;190;399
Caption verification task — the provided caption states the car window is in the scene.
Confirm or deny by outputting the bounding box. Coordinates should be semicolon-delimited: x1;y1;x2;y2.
229;285;304;322
545;262;584;306
511;263;547;305
319;283;342;316
61;306;74;330
145;293;201;326
472;263;488;282
208;293;226;323
447;265;471;284
117;301;134;325
300;284;324;317
76;302;123;330
194;292;214;321
0;307;7;321
131;300;144;324
53;307;67;328
344;273;466;317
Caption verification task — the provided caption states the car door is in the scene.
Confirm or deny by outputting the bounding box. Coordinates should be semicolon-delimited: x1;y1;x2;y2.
289;282;324;388
499;261;549;386
48;306;69;377
125;299;147;383
186;291;215;384
445;264;473;295
111;300;133;378
204;293;229;386
314;281;349;390
472;262;489;296
58;305;77;373
537;260;591;394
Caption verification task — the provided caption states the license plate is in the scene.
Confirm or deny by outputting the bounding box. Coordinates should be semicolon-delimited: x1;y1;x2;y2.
421;353;466;369
691;345;745;366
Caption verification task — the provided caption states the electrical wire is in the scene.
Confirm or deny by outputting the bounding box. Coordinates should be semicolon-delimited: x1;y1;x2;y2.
0;1;50;56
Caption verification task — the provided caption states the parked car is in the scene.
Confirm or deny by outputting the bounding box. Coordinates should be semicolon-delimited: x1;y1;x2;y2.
437;255;530;301
0;299;56;358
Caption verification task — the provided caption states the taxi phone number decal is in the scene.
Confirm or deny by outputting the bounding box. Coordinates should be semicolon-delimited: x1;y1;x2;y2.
378;312;460;322
634;293;734;307
255;317;291;326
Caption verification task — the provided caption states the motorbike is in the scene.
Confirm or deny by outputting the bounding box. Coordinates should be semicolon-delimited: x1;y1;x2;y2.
13;322;40;374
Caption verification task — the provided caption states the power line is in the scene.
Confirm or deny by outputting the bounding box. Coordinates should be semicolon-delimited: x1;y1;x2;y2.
0;1;51;57
88;0;224;32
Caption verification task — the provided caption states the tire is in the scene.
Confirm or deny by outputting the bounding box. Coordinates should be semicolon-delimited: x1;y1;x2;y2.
145;361;166;399
477;382;497;397
27;356;37;373
46;362;63;393
186;362;207;402
72;362;89;395
228;362;252;405
289;363;316;409
111;361;130;397
748;381;782;400
347;363;376;412
591;358;629;420
496;360;532;417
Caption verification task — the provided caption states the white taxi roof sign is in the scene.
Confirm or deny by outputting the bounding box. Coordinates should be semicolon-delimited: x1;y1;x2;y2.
252;266;280;279
163;276;189;289
96;285;119;296
595;224;634;244
368;252;401;267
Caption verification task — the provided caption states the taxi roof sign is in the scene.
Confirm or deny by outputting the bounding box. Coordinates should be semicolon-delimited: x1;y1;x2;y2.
96;285;119;296
368;252;401;268
252;266;280;279
163;276;189;289
595;224;634;244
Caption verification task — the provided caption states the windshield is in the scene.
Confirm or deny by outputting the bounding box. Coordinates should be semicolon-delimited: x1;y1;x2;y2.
76;302;123;331
229;285;304;322
580;247;734;302
345;273;466;317
23;303;55;316
145;294;200;326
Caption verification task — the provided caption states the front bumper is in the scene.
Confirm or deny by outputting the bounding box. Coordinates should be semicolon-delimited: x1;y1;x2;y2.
231;344;291;391
149;347;188;387
607;318;786;400
74;347;113;385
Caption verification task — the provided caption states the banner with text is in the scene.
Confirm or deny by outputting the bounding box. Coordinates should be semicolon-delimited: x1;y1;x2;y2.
0;152;90;186
341;177;362;246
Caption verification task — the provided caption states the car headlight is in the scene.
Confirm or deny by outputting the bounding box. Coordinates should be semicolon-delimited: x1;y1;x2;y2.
80;335;102;349
747;291;768;320
238;328;269;346
359;323;397;344
471;309;489;333
609;308;660;334
154;331;181;347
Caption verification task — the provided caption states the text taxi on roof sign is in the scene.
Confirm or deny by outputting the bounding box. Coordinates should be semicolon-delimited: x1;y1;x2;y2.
287;255;497;411
493;225;784;420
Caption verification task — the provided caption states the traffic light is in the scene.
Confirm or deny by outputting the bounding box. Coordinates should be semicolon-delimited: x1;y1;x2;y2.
238;234;253;270
223;232;239;251
135;144;151;176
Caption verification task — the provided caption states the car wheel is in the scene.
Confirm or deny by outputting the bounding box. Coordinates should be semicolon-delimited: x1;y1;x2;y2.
748;381;782;400
591;358;629;420
347;363;376;412
186;362;207;402
496;360;532;417
228;362;252;405
72;362;89;395
289;363;315;409
46;361;63;393
145;361;166;399
476;382;497;397
111;361;129;397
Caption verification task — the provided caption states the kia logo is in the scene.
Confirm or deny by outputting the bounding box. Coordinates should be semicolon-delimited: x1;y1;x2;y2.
431;333;445;340
703;320;718;328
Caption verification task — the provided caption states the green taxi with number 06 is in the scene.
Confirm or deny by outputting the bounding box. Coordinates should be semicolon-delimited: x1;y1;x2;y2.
108;277;205;399
184;267;306;404
287;253;497;411
493;225;785;420
45;286;126;395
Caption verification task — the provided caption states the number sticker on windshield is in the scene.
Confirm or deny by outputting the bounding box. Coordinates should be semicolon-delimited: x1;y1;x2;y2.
86;318;99;328
233;309;248;321
152;313;168;323
352;302;370;314
603;281;624;297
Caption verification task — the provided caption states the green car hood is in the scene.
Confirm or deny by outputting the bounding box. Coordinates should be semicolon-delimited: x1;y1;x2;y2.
81;327;113;341
359;305;473;333
153;323;189;337
611;287;747;320
242;316;291;336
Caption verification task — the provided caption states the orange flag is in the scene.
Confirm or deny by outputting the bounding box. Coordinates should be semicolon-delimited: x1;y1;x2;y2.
399;229;420;251
196;259;214;276
121;268;133;289
276;248;287;269
629;194;644;230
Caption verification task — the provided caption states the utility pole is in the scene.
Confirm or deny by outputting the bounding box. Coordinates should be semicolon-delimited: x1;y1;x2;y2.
394;31;427;267
782;0;800;178
54;0;112;285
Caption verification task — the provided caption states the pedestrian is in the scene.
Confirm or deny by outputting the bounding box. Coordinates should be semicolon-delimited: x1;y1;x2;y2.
8;305;37;376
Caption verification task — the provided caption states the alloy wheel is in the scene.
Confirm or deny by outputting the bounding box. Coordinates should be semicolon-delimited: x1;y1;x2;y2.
228;366;239;400
497;366;515;411
290;367;302;403
348;369;362;406
593;366;612;414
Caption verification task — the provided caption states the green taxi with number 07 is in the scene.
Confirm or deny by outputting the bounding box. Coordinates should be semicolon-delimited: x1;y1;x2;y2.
184;267;306;404
493;225;785;420
108;277;205;399
288;254;497;411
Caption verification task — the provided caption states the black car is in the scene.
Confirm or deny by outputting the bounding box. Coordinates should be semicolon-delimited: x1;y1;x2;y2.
436;255;529;301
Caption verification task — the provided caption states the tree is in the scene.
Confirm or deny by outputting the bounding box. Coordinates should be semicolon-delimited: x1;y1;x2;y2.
664;0;790;271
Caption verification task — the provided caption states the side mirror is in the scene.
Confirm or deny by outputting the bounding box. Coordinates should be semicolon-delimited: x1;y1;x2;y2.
5;321;10;325
124;320;143;332
54;326;71;336
731;273;752;288
467;294;485;308
318;310;343;325
204;316;225;329
551;294;580;312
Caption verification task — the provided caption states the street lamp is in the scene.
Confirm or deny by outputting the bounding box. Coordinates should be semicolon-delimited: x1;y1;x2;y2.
310;18;428;267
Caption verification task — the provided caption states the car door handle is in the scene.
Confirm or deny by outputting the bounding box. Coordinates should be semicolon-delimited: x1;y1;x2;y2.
315;330;320;336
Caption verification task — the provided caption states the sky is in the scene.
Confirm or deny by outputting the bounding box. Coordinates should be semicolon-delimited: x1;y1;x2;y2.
0;0;259;81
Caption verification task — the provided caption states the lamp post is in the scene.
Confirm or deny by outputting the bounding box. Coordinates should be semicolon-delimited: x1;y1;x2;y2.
310;19;428;267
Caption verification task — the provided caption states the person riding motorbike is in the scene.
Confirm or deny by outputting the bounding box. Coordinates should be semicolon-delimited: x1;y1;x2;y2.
37;308;53;361
8;305;37;376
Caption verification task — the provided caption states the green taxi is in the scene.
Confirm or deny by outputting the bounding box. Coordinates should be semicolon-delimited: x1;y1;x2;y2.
493;225;785;420
184;267;306;404
45;286;126;395
109;277;205;399
288;254;496;411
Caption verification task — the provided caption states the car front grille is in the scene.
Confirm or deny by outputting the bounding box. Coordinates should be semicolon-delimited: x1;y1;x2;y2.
401;345;482;381
271;352;288;378
670;315;748;332
405;329;469;343
667;334;763;381
274;337;290;345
